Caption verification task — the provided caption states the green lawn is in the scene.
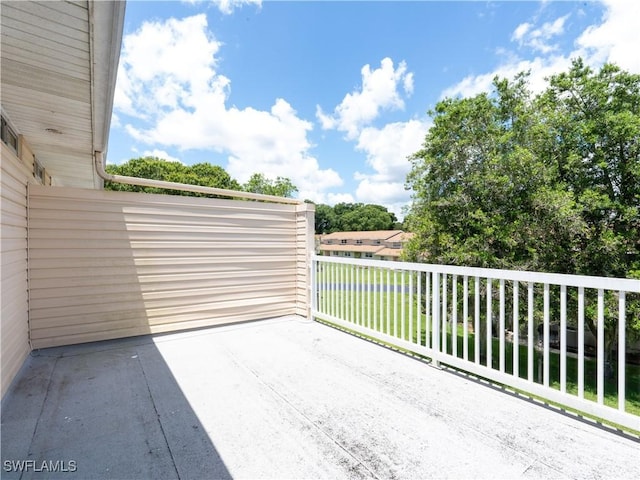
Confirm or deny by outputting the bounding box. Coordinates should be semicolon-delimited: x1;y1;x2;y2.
314;263;640;418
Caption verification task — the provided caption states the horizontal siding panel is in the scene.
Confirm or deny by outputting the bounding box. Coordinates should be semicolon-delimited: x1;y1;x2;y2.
1;151;29;398
28;226;292;240
1;206;28;227
2;170;29;199
30;297;296;340
30;307;294;350
28;249;296;260
1;224;27;241
28;263;295;280
30;281;296;310
28;186;305;348
30;271;294;292
28;208;295;226
28;238;297;250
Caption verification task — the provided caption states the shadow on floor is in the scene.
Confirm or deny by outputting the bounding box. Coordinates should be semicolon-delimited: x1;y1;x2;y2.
1;335;231;480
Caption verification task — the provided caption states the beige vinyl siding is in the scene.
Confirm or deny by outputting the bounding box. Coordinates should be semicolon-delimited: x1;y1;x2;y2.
1;143;31;397
28;186;305;348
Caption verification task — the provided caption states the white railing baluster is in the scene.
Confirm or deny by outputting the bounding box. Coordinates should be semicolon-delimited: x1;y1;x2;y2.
499;279;505;373
417;272;422;346
618;291;626;412
394;269;399;337
560;285;567;394
367;266;372;330
463;276;469;361
409;272;414;343
486;278;492;369
425;271;431;349
442;273;448;355
376;268;384;332
376;267;381;331
341;263;345;320
331;263;344;316
350;265;355;323
597;289;604;405
475;276;480;364
360;267;365;327
578;286;585;399
528;282;534;382
543;283;550;388
378;268;383;332
452;275;458;358
432;272;440;365
513;281;519;378
355;266;360;325
386;269;391;335
401;271;406;340
360;266;365;326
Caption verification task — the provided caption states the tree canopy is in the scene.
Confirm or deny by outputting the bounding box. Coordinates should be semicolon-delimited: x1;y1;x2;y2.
313;202;399;234
405;59;639;279
104;157;297;198
242;173;298;198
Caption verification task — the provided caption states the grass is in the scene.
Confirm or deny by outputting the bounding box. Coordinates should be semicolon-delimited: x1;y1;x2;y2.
314;263;640;422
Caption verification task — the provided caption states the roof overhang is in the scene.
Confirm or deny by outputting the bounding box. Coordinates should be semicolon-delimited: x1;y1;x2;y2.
1;1;125;188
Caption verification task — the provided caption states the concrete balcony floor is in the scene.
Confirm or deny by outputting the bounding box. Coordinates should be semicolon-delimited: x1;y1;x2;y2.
2;316;638;479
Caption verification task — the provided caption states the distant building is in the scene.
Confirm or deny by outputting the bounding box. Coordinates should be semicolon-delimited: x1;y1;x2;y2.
317;230;414;261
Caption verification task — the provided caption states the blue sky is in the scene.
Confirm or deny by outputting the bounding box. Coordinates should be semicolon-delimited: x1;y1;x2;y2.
108;0;639;218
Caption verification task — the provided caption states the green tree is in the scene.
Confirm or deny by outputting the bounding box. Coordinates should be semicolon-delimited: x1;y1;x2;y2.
339;204;398;231
311;202;398;234
242;173;298;198
331;203;397;232
105;158;299;199
105;157;241;196
537;60;640;278
405;60;640;362
314;203;338;234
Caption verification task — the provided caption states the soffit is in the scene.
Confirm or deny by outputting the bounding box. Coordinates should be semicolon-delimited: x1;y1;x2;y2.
1;1;124;188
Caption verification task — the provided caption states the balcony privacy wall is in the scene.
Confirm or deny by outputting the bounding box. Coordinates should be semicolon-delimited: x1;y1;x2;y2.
1;144;31;397
27;185;313;349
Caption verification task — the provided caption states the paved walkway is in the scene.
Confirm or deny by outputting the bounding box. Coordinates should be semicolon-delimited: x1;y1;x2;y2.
2;316;638;479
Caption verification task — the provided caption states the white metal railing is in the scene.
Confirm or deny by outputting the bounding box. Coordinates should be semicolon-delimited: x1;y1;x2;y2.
311;254;640;432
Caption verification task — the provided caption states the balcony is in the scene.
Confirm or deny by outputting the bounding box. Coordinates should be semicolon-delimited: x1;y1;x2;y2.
3;2;637;477
2;316;639;479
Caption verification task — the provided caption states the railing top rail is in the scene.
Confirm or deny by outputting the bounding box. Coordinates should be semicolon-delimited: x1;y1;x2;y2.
312;254;640;292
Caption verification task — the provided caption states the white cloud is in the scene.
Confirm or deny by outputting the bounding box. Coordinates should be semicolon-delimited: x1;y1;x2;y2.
114;14;342;201
353;119;430;219
442;0;640;100
143;149;184;164
182;0;261;15
576;0;640;73
442;55;573;99
512;22;532;42
326;192;355;205
316;57;414;139
512;14;569;54
209;0;261;15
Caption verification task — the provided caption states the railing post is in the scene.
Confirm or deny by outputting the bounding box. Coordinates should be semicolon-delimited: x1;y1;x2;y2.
296;202;315;320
